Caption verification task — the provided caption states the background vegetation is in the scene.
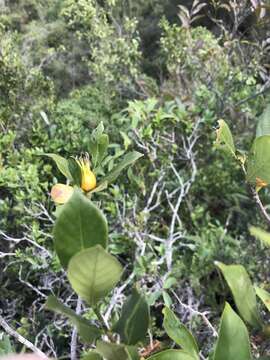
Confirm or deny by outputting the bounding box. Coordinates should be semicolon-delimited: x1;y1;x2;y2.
1;0;270;358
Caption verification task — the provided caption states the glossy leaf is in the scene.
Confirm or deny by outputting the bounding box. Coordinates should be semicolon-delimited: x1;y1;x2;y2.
113;288;150;345
45;153;73;180
46;295;101;343
215;262;261;328
215;119;235;156
101;151;143;184
163;307;199;359
256;104;270;137
53;189;108;268
51;184;74;204
147;349;196;360
246;135;270;186
68;246;122;306
250;226;270;247
96;341;139;360
213;303;252;360
255;286;270;312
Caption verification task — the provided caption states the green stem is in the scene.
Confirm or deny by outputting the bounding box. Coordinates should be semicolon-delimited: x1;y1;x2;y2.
93;307;115;341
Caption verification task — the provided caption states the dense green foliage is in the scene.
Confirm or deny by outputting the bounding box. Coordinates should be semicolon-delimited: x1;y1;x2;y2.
1;0;270;358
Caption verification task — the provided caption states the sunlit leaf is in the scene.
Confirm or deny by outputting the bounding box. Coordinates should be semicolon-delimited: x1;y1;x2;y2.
68;246;122;306
256;104;270;137
250;226;270;247
215;119;235;156
53;188;108;268
215;262;262;328
255;286;270;312
213;303;252;360
45;153;73;180
163;307;199;359
101;151;143;185
246;135;270;186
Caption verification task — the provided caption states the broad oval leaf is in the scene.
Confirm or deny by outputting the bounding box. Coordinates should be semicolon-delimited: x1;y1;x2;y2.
96;341;139;360
53;188;108;268
147;349;196;360
101;151;143;185
46;295;101;343
215;262;262;328
113;288;150;345
255;286;270;312
215;119;235;156
250;226;270;247
68;246;122;306
213;303;252;360
256;104;270;137
246;135;270;186
45;153;73;181
163;307;199;359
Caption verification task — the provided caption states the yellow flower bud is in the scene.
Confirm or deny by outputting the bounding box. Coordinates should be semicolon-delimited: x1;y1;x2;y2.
77;155;97;192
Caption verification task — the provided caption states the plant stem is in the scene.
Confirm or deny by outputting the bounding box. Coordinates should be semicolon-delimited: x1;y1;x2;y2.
93;307;114;341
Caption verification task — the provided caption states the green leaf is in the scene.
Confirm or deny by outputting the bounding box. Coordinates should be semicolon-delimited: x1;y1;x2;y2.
246;135;270;185
147;350;196;360
113;288;150;345
96;341;139;360
215;262;262;328
89;181;108;194
46;295;101;343
0;335;13;355
256;104;270;137
255;286;270;312
250;226;270;247
81;351;103;360
90;134;109;169
163;307;199;359
162;291;172;307
89;122;109;169
53;189;108;268
44;153;73;180
101;151;143;185
213;303;252;360
68;157;82;187
215;119;235;156
120;131;132;150
67;246;122;306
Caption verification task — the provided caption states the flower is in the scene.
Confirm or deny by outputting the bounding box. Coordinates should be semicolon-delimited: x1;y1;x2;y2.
76;155;96;192
51;154;96;204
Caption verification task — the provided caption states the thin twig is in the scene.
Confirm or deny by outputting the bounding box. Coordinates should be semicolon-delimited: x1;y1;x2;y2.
70;297;82;360
250;187;270;227
0;314;48;358
171;290;218;337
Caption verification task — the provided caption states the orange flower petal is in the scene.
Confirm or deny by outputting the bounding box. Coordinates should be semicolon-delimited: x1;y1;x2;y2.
256;177;268;192
51;184;74;204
